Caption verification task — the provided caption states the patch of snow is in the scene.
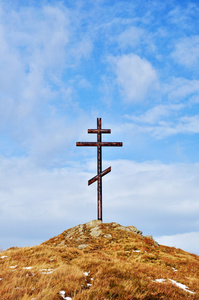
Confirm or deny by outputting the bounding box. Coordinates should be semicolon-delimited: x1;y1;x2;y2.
59;290;72;300
10;265;18;269
23;267;32;270
40;268;54;274
1;256;7;259
133;250;140;253
154;279;166;283
87;283;92;287
0;278;2;281
172;267;177;272
169;279;195;294
84;271;90;276
153;278;195;294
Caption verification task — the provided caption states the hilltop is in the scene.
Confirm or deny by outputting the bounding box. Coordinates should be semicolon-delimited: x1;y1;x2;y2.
0;220;199;299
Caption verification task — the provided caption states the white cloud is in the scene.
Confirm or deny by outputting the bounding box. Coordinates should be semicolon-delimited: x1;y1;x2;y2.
148;114;199;138
155;232;199;255
0;3;94;163
0;4;69;126
117;26;145;49
106;160;199;215
125;104;183;125
0;156;94;221
117;26;156;54
123;114;199;139
0;4;70;95
165;77;199;101
171;36;199;68
122;75;199;139
113;54;157;102
1;157;199;252
167;4;199;29
176;115;199;134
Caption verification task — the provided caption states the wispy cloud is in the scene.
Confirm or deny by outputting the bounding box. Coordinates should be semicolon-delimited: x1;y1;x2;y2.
156;232;199;254
167;3;199;29
123;74;199;139
151;114;199;138
0;3;94;164
171;36;199;68
165;77;199;101
125;104;184;125
111;54;158;102
117;26;146;49
124;113;199;139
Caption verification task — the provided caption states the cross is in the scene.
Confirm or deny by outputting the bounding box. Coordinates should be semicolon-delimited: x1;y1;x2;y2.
76;118;123;221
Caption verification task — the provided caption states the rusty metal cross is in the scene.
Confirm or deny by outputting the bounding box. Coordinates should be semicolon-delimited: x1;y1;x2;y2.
76;118;123;221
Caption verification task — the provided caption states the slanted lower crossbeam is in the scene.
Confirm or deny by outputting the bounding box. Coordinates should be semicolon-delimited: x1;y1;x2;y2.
76;118;123;221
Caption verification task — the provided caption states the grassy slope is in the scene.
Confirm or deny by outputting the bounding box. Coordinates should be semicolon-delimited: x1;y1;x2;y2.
0;221;199;299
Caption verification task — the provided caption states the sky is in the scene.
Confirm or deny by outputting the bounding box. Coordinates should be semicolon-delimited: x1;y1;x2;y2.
0;0;199;255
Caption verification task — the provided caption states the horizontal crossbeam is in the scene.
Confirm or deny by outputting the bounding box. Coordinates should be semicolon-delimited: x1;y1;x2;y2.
88;129;111;134
76;142;123;147
88;166;111;186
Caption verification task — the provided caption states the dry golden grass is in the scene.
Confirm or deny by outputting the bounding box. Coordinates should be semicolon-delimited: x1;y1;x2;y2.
0;221;199;299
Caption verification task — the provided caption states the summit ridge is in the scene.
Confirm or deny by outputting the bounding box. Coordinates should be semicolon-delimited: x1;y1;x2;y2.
0;220;199;299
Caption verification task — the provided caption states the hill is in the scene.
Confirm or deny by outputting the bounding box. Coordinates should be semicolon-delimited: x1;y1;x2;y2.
0;220;199;299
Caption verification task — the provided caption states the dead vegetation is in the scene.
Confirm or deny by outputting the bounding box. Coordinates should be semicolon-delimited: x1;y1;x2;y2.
0;220;199;299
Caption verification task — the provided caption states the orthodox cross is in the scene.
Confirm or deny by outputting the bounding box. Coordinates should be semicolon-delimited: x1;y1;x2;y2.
76;118;123;221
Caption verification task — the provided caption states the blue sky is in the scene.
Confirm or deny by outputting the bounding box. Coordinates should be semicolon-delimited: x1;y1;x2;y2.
0;0;199;254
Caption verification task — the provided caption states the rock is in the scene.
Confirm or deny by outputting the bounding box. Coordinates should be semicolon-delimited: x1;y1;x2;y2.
154;241;159;246
44;220;145;248
85;220;102;228
104;234;112;239
115;225;143;236
127;226;143;236
78;244;88;249
57;240;65;246
145;235;159;246
78;224;84;234
110;222;119;227
145;235;153;239
90;226;102;237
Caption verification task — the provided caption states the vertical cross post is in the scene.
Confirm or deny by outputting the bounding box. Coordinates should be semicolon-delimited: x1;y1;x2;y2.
76;118;123;221
97;118;102;220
